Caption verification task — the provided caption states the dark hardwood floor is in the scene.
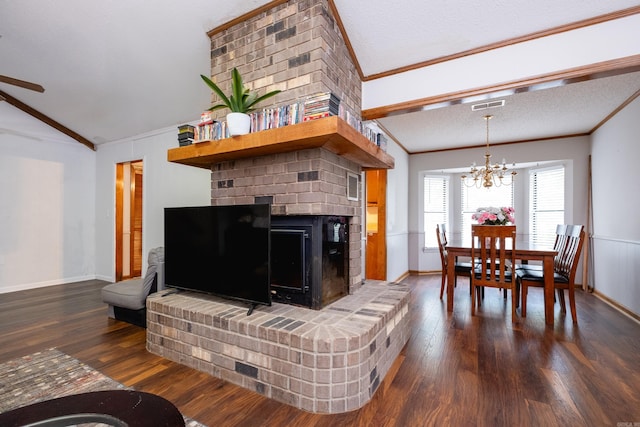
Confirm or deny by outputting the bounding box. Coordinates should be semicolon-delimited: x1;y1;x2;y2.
1;275;639;426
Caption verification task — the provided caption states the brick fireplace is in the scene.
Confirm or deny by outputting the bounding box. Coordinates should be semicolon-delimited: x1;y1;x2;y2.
157;119;405;414
210;147;364;297
148;0;408;414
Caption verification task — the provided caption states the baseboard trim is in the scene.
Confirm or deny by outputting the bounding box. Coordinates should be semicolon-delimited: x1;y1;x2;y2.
592;290;640;324
408;270;440;276
0;275;97;294
391;271;411;283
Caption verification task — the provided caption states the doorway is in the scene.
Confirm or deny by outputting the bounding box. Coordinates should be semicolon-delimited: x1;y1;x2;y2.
115;160;143;281
365;169;387;280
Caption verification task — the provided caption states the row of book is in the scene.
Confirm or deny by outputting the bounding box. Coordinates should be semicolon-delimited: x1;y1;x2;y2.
250;92;342;131
176;91;388;151
195;121;228;141
362;126;388;151
250;101;305;132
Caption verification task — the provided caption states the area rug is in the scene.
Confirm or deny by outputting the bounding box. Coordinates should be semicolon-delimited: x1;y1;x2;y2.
0;348;206;427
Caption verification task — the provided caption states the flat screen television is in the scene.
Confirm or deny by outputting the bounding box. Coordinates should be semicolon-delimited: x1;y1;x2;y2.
164;204;271;313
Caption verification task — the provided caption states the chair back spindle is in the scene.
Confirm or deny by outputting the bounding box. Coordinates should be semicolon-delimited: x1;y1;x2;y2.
470;225;518;322
557;225;584;280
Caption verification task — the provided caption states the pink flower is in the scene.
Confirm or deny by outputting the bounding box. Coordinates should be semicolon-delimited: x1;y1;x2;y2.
472;207;515;225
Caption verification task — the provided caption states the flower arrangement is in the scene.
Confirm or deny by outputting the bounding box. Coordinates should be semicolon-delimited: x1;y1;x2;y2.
472;206;515;225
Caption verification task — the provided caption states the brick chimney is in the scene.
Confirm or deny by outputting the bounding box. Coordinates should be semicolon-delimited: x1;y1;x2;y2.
204;0;365;293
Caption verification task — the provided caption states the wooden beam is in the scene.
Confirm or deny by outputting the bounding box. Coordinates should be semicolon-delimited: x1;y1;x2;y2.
0;90;95;151
362;5;640;81
0;75;45;93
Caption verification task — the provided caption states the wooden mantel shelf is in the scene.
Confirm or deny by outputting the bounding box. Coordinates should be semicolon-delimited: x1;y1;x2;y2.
167;116;395;170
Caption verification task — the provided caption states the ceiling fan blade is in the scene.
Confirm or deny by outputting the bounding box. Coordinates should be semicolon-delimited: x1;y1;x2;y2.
0;75;45;93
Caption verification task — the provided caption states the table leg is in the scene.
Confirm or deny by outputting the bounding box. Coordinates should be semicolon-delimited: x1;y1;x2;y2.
447;253;455;312
543;255;554;326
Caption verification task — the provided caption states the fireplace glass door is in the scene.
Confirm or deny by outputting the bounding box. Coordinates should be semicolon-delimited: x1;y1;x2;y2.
271;229;308;292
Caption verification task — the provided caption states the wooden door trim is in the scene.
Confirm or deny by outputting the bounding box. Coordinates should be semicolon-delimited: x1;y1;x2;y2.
115;160;143;281
129;163;136;277
130;163;143;277
115;164;124;282
365;170;387;280
377;170;387;279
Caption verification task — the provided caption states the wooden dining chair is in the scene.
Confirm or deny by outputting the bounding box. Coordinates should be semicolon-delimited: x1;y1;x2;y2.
517;224;568;271
518;225;585;323
436;224;472;299
470;225;518;321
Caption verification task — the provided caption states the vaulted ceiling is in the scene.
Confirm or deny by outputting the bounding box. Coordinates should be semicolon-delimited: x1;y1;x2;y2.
1;0;639;153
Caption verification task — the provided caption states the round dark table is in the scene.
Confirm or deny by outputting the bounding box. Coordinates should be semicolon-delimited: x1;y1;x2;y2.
0;390;185;427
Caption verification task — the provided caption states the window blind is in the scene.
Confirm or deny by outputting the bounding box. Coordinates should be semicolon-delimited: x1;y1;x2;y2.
460;183;514;239
530;166;565;247
423;175;449;247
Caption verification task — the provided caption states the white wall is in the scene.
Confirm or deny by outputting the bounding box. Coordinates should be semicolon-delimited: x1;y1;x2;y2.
591;96;640;316
95;126;212;281
384;139;409;282
0;134;95;293
408;136;590;273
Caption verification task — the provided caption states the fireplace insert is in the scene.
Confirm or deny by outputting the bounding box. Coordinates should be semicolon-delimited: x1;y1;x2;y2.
271;215;349;309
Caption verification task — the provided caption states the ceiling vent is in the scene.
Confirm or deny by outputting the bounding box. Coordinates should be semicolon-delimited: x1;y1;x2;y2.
471;100;505;111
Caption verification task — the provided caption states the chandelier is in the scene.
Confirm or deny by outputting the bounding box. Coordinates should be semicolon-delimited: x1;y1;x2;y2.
461;115;516;188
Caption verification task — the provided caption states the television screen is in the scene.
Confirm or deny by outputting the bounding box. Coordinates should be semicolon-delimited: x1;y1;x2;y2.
164;204;271;308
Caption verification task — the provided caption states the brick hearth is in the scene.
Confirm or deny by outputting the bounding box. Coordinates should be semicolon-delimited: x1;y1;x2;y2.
146;280;410;413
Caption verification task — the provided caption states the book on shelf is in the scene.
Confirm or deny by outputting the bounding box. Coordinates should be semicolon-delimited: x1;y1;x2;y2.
199;111;214;125
303;92;340;119
376;133;388;151
178;124;195;134
303;111;332;122
177;124;195;146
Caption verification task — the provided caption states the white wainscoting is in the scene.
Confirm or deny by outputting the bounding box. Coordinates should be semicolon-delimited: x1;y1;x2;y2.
592;235;640;318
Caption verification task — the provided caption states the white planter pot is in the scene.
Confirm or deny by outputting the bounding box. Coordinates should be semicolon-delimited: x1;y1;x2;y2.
227;112;251;136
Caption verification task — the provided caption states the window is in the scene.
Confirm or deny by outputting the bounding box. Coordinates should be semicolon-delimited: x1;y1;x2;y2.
530;166;565;246
460;183;514;238
423;175;449;247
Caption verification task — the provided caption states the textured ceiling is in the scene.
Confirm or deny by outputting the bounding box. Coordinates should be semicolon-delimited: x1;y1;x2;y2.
378;71;640;153
0;0;639;152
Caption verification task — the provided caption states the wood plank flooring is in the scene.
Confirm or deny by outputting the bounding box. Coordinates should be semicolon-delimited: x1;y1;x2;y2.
1;276;639;426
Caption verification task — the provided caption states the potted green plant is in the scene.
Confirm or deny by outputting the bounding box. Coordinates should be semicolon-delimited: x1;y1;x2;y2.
200;68;281;136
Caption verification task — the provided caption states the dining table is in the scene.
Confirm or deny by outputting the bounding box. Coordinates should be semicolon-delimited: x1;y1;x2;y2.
445;236;558;325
